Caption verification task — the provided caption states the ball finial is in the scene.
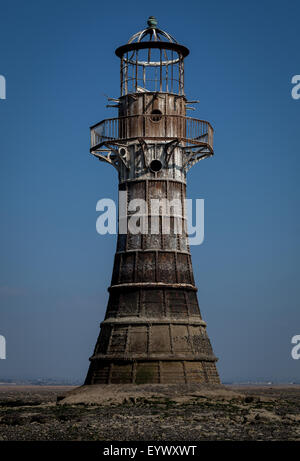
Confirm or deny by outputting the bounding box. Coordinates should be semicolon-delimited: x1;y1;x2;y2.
147;16;158;28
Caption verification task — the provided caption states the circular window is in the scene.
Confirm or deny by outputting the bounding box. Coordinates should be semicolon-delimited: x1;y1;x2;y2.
150;159;162;173
110;153;117;161
119;147;127;157
150;109;162;122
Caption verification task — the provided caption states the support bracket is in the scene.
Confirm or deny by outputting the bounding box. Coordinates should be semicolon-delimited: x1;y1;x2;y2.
183;146;213;172
138;138;149;168
165;138;181;165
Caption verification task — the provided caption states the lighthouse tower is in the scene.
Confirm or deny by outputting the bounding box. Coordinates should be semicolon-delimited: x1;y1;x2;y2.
85;18;220;385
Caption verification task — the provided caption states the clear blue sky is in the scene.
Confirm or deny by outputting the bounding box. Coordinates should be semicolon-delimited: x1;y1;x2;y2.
0;0;299;383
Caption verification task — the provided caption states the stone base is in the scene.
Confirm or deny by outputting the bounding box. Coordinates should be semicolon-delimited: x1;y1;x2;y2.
58;382;236;406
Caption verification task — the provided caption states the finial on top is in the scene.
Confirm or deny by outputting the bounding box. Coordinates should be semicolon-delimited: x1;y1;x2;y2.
147;16;158;28
123;17;182;47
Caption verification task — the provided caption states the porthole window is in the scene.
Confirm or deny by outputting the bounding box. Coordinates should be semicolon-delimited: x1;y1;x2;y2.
150;159;162;173
119;147;127;157
110;153;117;161
150;109;162;122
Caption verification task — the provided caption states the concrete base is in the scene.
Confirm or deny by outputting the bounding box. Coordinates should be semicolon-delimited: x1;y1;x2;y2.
58;382;239;406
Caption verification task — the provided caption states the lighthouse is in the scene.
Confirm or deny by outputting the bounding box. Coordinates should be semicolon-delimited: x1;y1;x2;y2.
85;18;220;385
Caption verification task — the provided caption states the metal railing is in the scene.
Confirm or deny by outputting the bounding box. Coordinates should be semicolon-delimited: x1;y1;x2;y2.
90;114;213;152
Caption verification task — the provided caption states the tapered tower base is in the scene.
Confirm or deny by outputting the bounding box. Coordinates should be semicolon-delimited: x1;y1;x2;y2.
85;287;220;385
85;359;220;385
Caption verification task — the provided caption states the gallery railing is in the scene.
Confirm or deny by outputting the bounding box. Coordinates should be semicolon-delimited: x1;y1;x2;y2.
90;114;213;152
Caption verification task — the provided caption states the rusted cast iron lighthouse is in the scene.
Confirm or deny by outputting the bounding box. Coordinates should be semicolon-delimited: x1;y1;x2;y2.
85;18;220;385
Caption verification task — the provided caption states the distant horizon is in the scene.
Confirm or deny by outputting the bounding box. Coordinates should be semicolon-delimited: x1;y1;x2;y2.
1;379;300;387
1;376;300;386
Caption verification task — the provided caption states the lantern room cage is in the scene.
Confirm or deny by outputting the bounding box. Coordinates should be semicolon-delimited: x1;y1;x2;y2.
115;16;189;96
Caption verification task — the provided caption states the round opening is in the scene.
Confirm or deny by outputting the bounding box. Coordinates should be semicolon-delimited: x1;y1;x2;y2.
119;147;127;157
150;109;162;122
110;153;117;161
150;159;162;173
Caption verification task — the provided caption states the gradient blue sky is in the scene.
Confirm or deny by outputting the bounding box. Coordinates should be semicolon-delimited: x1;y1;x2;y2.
0;0;299;383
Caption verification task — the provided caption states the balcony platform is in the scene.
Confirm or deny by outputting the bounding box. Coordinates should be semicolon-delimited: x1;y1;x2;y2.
90;114;214;154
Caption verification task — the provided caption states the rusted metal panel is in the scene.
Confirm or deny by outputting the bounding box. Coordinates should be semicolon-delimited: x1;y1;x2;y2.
184;361;207;383
129;326;148;354
143;289;164;317
157;252;176;283
141;251;156;282
119;253;135;283
135;362;159;384
109;327;128;353
110;362;133;384
172;325;190;352
94;325;111;354
161;362;186;383
176;253;192;284
150;325;172;353
119;290;139;316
